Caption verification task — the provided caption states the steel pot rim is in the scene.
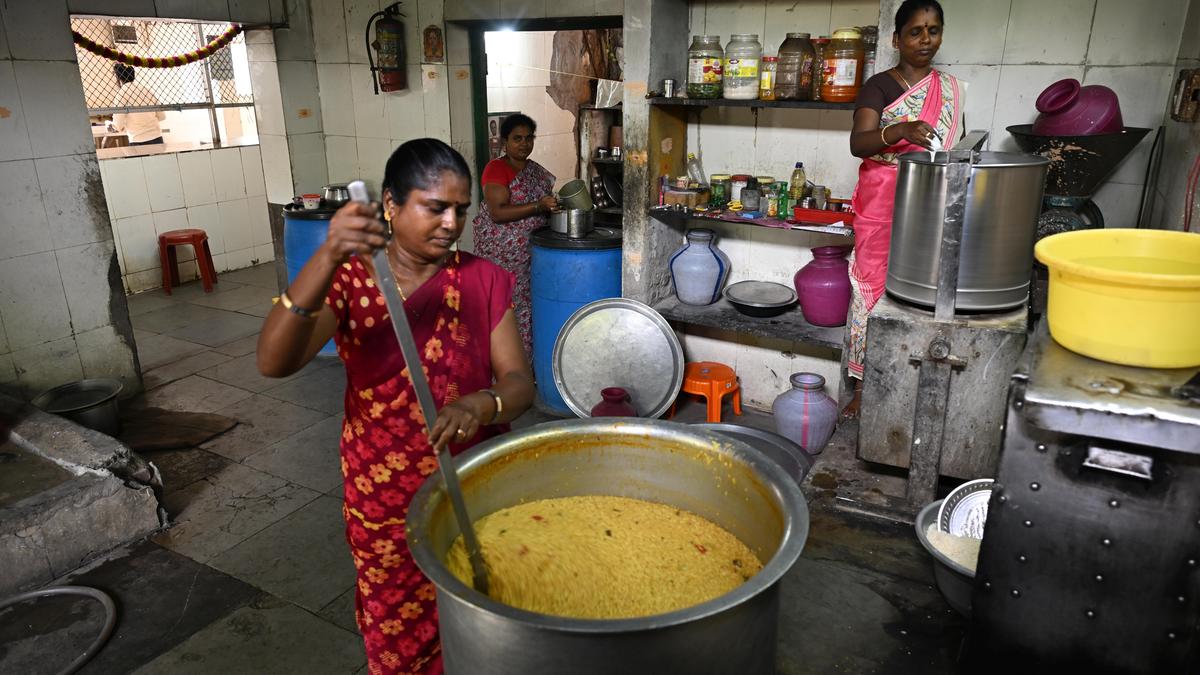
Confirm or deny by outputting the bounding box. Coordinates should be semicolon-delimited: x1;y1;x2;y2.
406;417;809;633
31;377;123;414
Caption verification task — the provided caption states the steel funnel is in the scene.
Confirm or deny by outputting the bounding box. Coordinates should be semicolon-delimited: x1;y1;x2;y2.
1006;125;1150;198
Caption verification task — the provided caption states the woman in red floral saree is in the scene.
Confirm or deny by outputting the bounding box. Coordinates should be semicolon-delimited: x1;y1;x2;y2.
257;139;535;674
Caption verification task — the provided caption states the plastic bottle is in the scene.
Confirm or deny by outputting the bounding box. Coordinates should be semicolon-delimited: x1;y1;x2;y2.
687;35;724;99
686;153;708;187
821;27;864;103
810;37;829;101
789;163;807;201
776;33;815;101
723;34;762;100
860;26;878;82
759;56;778;101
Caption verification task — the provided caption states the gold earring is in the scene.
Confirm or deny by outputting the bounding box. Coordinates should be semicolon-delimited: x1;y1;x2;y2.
384;209;392;223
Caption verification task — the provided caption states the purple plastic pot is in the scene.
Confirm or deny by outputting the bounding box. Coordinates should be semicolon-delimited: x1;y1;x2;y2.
771;373;838;455
1031;78;1123;136
590;387;637;417
794;246;852;327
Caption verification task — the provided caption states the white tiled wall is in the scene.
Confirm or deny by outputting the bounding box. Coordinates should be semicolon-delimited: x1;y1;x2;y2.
485;30;578;190
99;146;273;293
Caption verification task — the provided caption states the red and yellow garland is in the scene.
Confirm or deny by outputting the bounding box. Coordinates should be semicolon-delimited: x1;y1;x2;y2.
72;23;243;68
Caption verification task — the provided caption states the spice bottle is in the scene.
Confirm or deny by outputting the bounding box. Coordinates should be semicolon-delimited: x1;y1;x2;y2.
687;35;724;99
776;33;815;101
810;37;830;101
820;28;864;103
723;34;763;100
759;56;778;101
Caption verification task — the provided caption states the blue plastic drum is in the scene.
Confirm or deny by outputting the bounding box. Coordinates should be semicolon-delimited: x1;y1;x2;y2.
282;204;338;355
530;226;622;414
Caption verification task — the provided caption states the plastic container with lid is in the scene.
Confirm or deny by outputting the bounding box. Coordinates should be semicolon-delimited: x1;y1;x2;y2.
776;33;815;101
860;26;879;82
759;56;778;100
821;28;864;103
810;37;830;101
730;174;751;202
687;35;724;99
723;34;762;100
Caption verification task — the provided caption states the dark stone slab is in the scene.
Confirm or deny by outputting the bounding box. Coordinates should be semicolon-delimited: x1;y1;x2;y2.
165;311;264;349
261;361;347;415
0;540;260;675
146;448;234;493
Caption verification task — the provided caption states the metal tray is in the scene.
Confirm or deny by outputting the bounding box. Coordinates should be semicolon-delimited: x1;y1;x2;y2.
552;298;684;419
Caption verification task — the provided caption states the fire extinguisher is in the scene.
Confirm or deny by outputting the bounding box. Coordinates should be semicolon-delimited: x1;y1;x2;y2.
366;2;406;94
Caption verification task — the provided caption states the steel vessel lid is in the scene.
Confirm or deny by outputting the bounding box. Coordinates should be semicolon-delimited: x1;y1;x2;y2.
898;150;1050;169
531;225;622;250
282;203;339;220
552;298;684;419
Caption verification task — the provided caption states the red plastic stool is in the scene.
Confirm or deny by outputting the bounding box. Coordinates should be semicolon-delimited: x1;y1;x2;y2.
668;361;742;423
158;228;217;295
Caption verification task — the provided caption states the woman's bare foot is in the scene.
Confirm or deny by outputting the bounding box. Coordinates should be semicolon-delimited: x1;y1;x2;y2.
840;384;862;419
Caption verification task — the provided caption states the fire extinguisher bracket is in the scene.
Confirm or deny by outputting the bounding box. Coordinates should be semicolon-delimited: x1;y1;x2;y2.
367;2;408;94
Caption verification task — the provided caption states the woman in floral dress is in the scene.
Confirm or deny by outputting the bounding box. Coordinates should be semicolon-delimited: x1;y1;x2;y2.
257;138;535;674
472;113;558;356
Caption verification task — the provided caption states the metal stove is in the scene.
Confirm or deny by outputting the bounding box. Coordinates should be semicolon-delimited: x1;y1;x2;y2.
964;320;1200;673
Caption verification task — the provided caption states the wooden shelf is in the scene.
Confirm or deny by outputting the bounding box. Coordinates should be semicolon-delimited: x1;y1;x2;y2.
654;295;844;352
647;97;856;111
648;208;853;237
591;157;623;165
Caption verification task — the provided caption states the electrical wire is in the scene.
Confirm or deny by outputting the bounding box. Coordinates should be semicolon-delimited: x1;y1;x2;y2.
0;586;117;675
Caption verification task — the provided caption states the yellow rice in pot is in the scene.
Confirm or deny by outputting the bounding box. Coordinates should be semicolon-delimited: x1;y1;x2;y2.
445;495;763;619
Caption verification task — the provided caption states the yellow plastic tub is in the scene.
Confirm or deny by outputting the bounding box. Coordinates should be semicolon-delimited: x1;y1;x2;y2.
1035;229;1200;368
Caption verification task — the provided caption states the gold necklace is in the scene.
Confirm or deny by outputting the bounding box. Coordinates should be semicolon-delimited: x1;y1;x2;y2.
893;68;912;89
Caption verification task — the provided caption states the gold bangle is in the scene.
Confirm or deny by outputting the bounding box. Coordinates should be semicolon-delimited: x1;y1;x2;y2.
481;388;503;424
880;124;892;147
279;291;318;319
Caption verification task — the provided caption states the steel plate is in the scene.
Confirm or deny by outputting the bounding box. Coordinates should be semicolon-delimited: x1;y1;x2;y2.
724;280;796;308
552;298;685;419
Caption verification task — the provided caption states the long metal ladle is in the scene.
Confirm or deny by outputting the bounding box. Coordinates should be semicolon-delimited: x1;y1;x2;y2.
347;181;489;595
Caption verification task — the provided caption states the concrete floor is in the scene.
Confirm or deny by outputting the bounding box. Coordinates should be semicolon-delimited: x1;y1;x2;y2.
0;264;966;674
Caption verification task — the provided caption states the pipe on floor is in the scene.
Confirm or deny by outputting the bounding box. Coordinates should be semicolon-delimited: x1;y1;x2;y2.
0;585;117;675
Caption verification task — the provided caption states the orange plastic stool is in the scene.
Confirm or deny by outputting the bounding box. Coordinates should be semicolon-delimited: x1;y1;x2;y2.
669;361;742;423
158;228;217;295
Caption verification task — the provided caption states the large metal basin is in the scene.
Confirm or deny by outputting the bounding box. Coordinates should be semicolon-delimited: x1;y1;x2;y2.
407;418;809;675
888;151;1049;310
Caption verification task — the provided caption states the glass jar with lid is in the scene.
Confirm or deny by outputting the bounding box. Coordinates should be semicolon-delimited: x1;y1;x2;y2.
723;34;762;100
860;26;879;82
820;27;864;103
776;33;815;100
687;35;724;99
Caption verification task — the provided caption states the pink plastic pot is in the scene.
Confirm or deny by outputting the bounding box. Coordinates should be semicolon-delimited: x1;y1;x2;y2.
590;387;636;417
1031;78;1123;136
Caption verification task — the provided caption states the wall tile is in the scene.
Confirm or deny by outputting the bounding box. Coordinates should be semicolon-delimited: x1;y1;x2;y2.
829;0;880;32
1091;181;1144;228
187;203;223;253
37;154;112;251
229;0;273;24
226;246;255;270
220;198;254;252
246;28;275;45
260;133;295;203
249;195;272;247
102;157;152;220
212;251;230;272
594;0;621;16
317;63;357;136
763;1;833;55
2;0;74;61
212;147;249;201
247;41;277;64
990;64;1086;152
352;62;390;138
115;213;158;273
241;145;267;197
935;0;1011;65
272;0;316;61
12;61;93;159
1088;0;1188;66
421;65;451;141
152;207;191;238
0;61;32;162
444;0;501;21
356;137;393;194
0;251;73;350
178;150;218;206
74;323;137;383
125;268;160;293
287;131;329;194
0;159;53;260
312;0;349;64
446;23;471;67
326;134;360;183
545;0;594;18
500;0;547;20
249;60;286;136
57;240;118;334
154;0;233;21
345;0;382;65
277;60;324;135
936;64;1001;135
699;2;767;40
12;335;84;396
1082;65;1174;185
142;153;186;212
447;65;474;141
1002;0;1094;65
253;243;275;264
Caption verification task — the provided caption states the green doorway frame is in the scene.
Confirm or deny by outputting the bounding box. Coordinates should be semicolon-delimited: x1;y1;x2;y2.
455;16;623;184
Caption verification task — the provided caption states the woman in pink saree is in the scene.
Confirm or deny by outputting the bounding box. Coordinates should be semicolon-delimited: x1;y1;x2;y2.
843;0;962;416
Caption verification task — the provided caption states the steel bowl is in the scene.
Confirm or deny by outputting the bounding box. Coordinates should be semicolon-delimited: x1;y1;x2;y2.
32;378;124;436
407;417;809;675
322;183;350;205
696;423;815;486
915;499;976;616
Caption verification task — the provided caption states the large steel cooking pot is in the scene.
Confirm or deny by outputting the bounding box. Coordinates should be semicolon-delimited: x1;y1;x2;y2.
407;418;809;675
888;151;1049;310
